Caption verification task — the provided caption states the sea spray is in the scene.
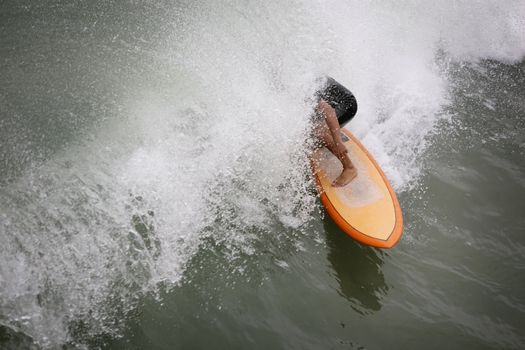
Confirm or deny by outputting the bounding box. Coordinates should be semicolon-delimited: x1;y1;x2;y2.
0;0;524;348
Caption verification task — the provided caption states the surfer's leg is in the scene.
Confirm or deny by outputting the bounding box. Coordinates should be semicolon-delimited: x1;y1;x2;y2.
313;121;357;186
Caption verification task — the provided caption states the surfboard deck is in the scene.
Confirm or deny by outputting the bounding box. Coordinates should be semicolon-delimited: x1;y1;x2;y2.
311;129;403;248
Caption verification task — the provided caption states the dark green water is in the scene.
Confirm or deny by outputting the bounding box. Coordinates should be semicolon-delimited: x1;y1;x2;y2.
1;1;524;349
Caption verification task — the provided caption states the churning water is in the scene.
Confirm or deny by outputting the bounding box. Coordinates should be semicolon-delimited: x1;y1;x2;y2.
1;1;524;349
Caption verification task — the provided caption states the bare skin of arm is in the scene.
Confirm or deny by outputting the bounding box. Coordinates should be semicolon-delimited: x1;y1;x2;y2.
315;100;357;186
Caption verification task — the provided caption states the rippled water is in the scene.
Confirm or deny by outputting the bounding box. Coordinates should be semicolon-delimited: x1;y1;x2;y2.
1;1;524;349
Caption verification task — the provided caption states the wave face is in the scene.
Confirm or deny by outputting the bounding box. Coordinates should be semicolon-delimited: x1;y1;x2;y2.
0;0;524;348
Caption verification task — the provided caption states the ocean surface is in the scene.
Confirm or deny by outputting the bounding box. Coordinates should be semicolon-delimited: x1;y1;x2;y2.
1;1;524;349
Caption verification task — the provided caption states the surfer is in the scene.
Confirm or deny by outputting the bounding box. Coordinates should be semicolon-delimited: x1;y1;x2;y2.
312;77;358;187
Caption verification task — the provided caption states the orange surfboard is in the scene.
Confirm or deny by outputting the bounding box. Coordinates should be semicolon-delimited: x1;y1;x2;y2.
311;129;403;248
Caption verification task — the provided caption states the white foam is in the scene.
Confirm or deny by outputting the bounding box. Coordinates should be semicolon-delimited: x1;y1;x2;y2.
1;0;524;347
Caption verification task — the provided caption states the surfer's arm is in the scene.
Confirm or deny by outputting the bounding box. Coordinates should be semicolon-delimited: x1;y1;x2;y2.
319;100;347;156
